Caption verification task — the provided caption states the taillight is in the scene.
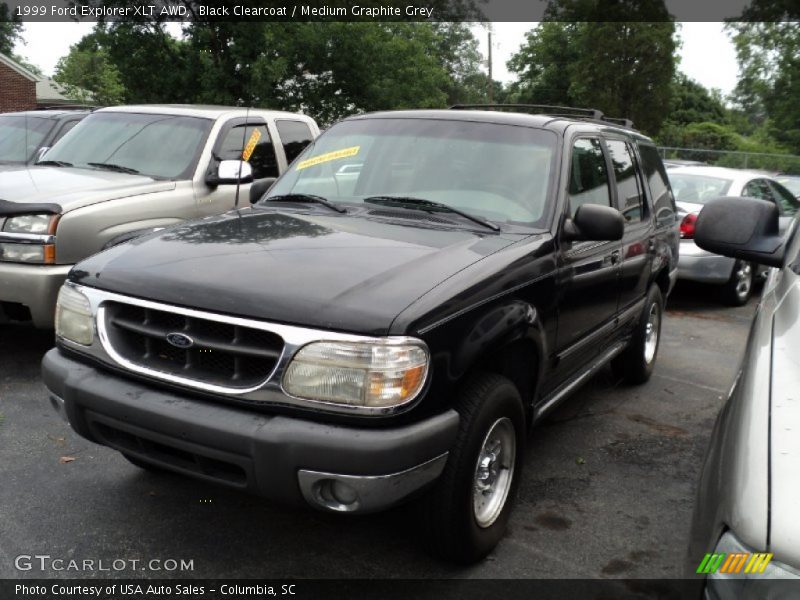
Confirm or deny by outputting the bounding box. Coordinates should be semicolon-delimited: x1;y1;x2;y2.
680;213;698;239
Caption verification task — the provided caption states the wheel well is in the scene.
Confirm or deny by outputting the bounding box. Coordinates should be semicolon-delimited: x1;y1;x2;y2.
481;339;539;425
654;267;670;299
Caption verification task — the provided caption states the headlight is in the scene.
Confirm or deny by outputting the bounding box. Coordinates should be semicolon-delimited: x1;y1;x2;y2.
282;340;428;408
3;214;57;234
55;285;94;346
0;242;55;263
704;530;800;600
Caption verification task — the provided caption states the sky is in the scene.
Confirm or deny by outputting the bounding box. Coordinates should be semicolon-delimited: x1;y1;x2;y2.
13;21;740;96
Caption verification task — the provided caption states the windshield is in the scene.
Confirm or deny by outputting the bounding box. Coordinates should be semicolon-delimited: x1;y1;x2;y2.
0;116;53;163
668;173;733;205
44;112;213;179
267;118;558;228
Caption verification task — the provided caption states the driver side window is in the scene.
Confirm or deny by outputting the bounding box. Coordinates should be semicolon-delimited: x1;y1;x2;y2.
568;138;612;217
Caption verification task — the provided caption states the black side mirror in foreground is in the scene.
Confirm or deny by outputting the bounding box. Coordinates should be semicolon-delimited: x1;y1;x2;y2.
695;196;786;268
562;204;625;242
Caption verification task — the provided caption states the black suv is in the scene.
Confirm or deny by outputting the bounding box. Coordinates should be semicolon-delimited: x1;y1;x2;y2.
42;106;678;563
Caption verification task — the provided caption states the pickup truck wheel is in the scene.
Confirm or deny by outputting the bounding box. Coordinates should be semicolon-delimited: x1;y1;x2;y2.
423;372;525;564
612;284;663;385
720;260;753;306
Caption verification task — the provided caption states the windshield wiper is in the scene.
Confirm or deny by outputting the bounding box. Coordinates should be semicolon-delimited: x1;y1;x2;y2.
87;162;140;175
36;160;72;167
260;193;346;214
363;196;500;232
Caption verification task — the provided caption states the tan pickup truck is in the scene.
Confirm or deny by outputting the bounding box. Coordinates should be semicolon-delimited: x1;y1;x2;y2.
0;104;319;327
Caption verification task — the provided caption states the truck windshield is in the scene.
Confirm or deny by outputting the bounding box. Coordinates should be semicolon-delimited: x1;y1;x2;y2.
43;112;212;180
267;118;558;227
0;115;53;164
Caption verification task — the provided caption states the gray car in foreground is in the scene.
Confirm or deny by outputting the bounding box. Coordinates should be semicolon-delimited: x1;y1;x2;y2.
689;196;800;597
669;166;799;305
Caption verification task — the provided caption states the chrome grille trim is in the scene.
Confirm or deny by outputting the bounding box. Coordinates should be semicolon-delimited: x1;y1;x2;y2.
57;283;427;416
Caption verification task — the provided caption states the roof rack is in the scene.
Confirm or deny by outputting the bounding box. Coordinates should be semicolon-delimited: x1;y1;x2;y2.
35;104;100;111
448;104;635;130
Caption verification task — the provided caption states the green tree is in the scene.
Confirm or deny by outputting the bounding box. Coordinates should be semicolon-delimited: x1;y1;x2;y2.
0;3;22;56
727;22;800;152
54;46;126;105
507;4;677;133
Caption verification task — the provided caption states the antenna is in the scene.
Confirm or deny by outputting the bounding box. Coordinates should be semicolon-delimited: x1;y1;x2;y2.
234;105;250;210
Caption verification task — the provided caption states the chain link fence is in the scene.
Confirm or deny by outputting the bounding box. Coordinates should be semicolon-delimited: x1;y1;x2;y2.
658;146;800;174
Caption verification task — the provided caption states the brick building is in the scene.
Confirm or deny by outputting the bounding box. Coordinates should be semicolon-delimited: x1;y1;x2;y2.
0;53;38;112
1;53;81;113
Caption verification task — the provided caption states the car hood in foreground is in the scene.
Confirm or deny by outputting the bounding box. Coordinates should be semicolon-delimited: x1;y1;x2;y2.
70;208;522;335
0;165;174;213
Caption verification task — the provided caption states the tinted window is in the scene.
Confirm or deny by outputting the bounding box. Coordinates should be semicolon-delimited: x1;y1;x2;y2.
0;116;53;163
638;143;675;228
45;112;212;179
52;119;80;144
606;139;643;224
568;138;611;216
743;179;772;201
218;122;278;179
767;180;800;217
276;120;313;164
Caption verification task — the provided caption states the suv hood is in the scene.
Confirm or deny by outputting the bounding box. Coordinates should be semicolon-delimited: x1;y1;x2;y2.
71;209;520;335
0;165;174;213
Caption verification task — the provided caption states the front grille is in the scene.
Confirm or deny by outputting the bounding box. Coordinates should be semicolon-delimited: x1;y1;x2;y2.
103;302;283;389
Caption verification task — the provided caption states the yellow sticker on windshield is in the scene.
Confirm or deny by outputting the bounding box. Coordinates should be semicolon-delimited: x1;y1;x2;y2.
241;128;262;162
296;146;360;171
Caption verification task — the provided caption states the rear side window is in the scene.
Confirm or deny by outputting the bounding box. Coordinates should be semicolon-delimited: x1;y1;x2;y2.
638;143;675;228
606;139;643;225
568;138;611;216
276;120;314;164
743;179;772;202
218;122;278;179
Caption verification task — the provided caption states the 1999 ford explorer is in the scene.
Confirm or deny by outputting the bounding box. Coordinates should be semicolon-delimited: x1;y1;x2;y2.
42;106;678;562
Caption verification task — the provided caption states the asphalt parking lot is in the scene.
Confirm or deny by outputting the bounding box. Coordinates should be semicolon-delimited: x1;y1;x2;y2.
0;283;756;580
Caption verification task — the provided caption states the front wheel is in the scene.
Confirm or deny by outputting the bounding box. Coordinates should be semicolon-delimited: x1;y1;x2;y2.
612;284;663;385
423;372;525;564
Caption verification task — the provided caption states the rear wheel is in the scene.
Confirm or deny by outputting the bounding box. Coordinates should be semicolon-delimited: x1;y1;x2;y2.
721;260;753;306
423;372;525;564
612;284;663;385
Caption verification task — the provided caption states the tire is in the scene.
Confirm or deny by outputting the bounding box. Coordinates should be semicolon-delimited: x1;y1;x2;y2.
612;284;663;385
423;372;525;564
720;260;753;306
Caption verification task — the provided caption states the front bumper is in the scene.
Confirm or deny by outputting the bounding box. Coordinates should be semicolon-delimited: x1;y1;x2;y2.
41;349;458;513
0;262;71;327
677;240;735;284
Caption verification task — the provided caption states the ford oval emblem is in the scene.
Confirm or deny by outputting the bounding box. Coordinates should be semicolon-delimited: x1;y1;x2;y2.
166;332;194;349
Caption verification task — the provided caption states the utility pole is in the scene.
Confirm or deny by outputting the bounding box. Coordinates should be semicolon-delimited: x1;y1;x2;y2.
487;29;494;104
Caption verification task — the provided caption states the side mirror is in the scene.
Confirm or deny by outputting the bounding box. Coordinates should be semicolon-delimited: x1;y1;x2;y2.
34;146;50;162
563;204;624;242
249;177;277;204
206;160;254;186
695;197;786;268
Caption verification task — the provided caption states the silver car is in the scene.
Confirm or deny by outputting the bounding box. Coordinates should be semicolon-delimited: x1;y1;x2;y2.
669;166;799;305
689;196;800;597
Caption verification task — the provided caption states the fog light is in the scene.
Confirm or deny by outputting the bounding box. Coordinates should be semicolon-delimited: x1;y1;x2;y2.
315;479;360;511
